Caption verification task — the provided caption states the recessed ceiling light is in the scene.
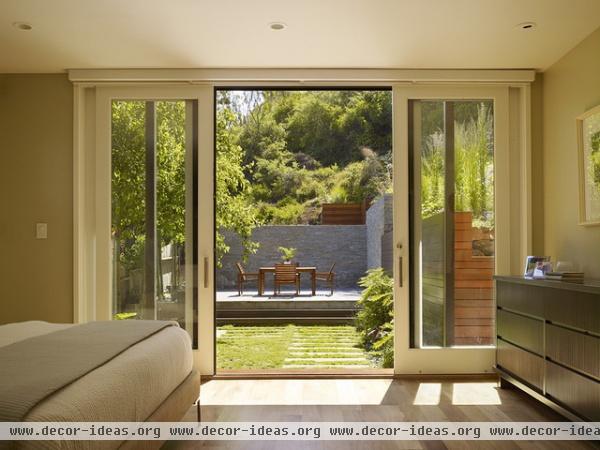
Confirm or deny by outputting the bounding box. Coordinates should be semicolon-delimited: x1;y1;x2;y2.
516;22;536;31
269;22;286;31
13;22;33;31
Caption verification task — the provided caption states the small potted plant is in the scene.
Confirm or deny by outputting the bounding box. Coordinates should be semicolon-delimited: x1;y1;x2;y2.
278;246;297;264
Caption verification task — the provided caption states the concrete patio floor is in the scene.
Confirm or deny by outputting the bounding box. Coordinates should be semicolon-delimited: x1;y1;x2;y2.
216;289;361;302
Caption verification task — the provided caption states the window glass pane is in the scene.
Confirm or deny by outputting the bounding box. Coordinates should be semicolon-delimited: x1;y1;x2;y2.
112;100;147;319
418;101;446;347
411;100;495;347
453;101;495;346
111;100;195;340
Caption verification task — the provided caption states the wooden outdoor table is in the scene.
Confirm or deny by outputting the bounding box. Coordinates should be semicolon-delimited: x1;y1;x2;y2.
258;266;317;296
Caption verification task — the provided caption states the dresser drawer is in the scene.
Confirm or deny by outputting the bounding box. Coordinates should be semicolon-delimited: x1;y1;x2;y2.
544;291;600;334
497;338;544;391
546;324;600;379
496;281;544;317
497;309;543;355
546;361;600;421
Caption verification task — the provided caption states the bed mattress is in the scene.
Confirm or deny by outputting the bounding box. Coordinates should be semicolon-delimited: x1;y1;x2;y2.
0;321;194;424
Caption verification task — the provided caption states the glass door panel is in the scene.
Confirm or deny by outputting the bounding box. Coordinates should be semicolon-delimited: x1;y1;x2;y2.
410;100;495;347
111;99;197;342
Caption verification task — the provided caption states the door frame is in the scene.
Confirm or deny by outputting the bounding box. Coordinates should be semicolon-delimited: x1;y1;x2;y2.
72;69;532;376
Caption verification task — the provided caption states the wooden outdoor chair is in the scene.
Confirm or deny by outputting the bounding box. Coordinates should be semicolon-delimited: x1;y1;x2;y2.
274;263;300;296
316;263;336;295
236;262;258;296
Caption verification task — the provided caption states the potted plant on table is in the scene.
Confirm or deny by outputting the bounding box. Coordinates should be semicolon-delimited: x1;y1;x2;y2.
278;246;297;264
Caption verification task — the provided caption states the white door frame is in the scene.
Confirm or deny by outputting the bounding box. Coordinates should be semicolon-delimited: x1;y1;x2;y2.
73;69;531;376
393;84;510;374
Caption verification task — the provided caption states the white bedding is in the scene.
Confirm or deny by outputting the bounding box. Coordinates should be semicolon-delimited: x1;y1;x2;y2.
0;321;193;425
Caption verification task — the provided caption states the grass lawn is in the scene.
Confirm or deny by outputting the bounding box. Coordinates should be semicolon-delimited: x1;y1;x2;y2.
217;324;379;370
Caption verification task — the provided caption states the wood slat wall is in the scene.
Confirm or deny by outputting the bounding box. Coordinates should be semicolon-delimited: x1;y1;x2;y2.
321;202;367;225
454;211;494;345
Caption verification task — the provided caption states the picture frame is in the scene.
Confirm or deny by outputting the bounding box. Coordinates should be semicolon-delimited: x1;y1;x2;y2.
523;256;551;278
577;104;600;226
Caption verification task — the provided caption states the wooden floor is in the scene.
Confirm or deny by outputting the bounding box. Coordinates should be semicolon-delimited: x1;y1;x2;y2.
166;378;597;450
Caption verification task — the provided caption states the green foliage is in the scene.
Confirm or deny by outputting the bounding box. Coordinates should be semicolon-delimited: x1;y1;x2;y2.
218;90;393;225
420;102;494;228
277;91;392;167
278;246;297;261
114;312;137;320
333;148;391;203
355;268;394;368
420;131;445;218
112;100;260;272
156;102;186;247
256;200;306;225
215;108;259;266
111;101;189;278
455;103;494;226
111;101;146;271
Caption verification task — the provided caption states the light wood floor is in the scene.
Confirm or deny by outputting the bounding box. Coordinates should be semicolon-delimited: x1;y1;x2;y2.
166;378;597;450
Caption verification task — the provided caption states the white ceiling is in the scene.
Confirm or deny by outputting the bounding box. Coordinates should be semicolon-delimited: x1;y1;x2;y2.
1;0;600;73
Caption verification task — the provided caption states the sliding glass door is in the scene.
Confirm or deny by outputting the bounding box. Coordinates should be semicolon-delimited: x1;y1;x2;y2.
94;86;214;368
410;99;495;348
393;85;509;373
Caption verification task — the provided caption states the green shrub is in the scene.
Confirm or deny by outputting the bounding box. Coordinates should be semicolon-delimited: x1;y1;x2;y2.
278;246;297;262
355;268;394;368
114;312;137;320
257;200;305;224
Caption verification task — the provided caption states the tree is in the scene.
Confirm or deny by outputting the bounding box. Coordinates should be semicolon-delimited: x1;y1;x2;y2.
111;101;146;277
112;100;259;308
217;89;395;225
112;101;188;300
215;107;259;265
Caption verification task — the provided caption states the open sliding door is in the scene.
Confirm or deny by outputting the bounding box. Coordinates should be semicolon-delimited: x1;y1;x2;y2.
94;85;214;375
393;85;509;374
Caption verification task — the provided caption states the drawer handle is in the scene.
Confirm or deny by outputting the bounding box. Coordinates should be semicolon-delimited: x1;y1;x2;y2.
399;256;403;288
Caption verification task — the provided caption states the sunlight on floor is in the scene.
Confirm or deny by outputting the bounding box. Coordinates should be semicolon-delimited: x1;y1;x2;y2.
200;379;393;406
413;383;442;405
452;382;502;405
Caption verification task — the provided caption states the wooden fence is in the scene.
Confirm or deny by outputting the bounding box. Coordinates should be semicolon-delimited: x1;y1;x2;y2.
421;211;495;346
321;200;369;225
454;211;494;345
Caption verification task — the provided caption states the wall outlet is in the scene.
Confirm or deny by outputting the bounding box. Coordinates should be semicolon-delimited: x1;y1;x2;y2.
36;223;48;239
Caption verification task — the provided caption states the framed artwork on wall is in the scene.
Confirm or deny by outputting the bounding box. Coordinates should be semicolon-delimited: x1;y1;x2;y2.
577;104;600;226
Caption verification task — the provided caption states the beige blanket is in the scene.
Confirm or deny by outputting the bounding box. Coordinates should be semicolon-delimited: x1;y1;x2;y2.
0;320;177;422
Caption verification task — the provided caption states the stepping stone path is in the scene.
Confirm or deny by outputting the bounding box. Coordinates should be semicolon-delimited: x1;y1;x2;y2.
283;326;373;369
217;325;374;369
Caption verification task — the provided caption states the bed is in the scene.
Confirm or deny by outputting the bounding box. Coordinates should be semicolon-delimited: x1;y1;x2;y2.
0;320;200;450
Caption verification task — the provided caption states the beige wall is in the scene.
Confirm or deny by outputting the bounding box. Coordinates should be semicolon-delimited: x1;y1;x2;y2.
0;74;73;324
541;27;600;278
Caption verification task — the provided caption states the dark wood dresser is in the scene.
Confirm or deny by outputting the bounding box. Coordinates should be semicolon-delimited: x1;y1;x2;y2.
495;276;600;421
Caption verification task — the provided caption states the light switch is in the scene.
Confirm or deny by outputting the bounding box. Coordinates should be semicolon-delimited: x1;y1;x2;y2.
36;223;48;239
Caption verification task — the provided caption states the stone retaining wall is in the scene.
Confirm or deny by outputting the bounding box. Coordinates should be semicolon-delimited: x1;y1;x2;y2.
217;194;394;291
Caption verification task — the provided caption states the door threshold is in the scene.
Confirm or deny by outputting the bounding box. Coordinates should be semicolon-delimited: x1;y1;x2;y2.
209;368;394;380
205;370;498;381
